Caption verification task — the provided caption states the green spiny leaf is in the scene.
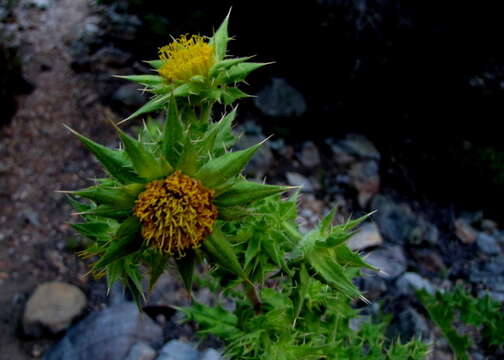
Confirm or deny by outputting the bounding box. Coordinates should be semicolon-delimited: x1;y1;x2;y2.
66;195;93;213
203;226;248;281
122;94;169;122
210;56;254;77
79;205;131;219
320;208;337;236
147;252;170;292
176;134;201;176
92;216;142;270
210;9;231;61
215;180;290;207
223;62;271;83
221;87;250;106
334;245;378;271
196;140;265;188
177;301;239;339
211;107;238;153
115;74;165;87
244;235;261;269
125;263;146;304
175;250;196;293
73;185;138;209
71;222;111;240
307;248;363;300
117;127;173;180
65;126;141;184
217;206;253;221
341;211;376;232
145;59;163;69
162;96;184;166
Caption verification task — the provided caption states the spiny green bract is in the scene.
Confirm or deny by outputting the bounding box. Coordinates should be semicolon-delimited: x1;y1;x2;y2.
67;98;289;303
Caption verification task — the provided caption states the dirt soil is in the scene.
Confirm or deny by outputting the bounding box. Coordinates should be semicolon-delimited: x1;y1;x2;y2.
0;0;122;358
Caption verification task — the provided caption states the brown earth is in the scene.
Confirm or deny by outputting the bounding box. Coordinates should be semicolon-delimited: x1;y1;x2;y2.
0;0;121;358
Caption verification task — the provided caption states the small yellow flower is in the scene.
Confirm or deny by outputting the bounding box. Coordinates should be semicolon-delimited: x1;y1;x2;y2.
133;170;218;256
158;34;215;83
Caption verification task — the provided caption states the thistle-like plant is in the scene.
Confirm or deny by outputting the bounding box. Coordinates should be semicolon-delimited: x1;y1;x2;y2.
65;12;429;359
116;10;269;123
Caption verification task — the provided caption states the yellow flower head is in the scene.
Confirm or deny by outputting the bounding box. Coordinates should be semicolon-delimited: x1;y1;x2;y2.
133;170;218;256
158;34;215;83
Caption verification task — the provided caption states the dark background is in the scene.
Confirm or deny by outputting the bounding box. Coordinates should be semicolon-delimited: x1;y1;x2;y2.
3;0;504;218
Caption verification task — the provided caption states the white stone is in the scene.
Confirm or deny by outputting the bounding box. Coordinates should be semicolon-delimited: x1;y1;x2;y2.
396;272;436;296
157;340;198;360
348;222;383;251
286;172;314;192
125;342;157;360
23;281;86;336
199;349;221;360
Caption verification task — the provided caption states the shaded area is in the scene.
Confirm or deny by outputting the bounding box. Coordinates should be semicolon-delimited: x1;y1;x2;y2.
0;45;32;125
88;0;504;220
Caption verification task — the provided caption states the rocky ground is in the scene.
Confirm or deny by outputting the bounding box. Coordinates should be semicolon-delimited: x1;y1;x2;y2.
1;1;504;359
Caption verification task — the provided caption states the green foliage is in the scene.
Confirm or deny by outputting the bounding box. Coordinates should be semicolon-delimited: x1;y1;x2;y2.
177;195;428;359
418;286;504;359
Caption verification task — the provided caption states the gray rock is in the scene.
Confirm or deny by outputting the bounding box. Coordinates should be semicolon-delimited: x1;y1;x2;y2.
125;342;157;360
199;349;221;360
476;232;500;256
454;218;478;244
43;303;163;360
78;17;104;46
396;272;436;296
104;9;141;41
349;160;380;207
497;231;504;244
470;352;485;360
23;209;40;226
338;134;381;161
349;315;371;332
481;219;498;233
396;307;430;341
372;196;416;245
286;172;314;192
357;276;388;300
347;222;383;251
92;46;132;67
480;290;504;302
28;0;50;10
469;258;504;292
254;78;307;117
299;141;321;168
23;282;86;337
325;140;357;165
113;83;148;108
364;245;407;279
156;340;199;360
421;219;440;245
413;250;446;273
372;196;438;245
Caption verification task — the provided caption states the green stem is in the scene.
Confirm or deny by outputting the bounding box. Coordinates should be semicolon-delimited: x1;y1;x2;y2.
246;282;262;314
199;101;214;123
